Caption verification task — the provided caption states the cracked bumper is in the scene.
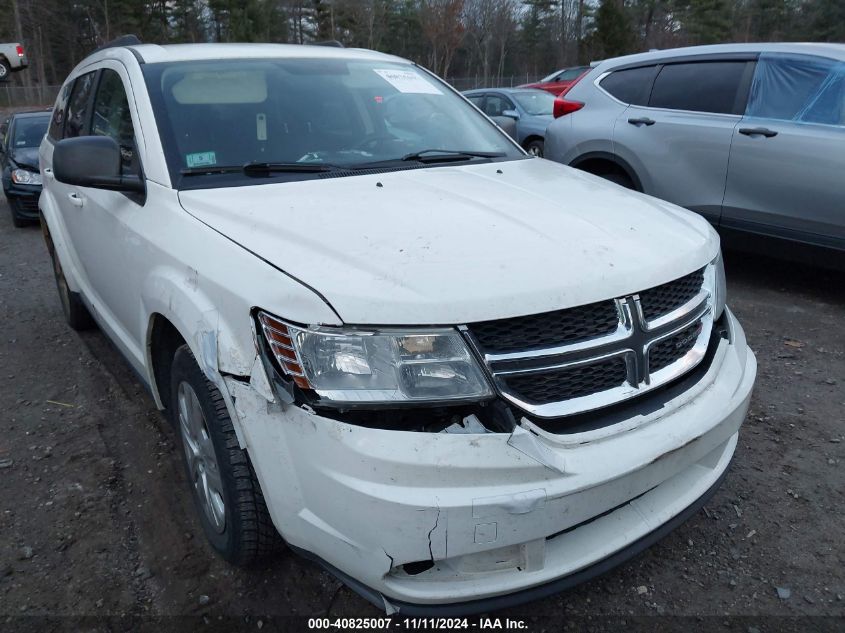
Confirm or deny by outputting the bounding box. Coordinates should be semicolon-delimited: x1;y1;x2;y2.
229;309;756;612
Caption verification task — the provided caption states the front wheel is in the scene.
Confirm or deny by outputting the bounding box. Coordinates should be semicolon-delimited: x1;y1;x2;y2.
48;245;95;330
170;345;283;565
525;139;544;157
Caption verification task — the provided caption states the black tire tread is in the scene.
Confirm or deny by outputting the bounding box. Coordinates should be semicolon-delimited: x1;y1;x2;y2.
176;345;283;565
44;227;96;331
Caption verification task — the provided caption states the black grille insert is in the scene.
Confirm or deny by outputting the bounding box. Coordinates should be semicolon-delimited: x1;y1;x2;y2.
505;356;628;405
639;268;705;321
13;196;40;214
649;320;703;373
468;300;619;353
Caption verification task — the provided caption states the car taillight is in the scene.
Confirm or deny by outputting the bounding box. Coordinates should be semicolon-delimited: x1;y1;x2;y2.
15;45;24;57
553;98;584;118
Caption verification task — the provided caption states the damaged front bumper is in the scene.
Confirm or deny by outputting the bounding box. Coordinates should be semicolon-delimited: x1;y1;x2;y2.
225;309;756;614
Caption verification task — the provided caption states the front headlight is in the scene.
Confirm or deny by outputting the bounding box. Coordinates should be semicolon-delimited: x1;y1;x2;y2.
712;251;726;320
11;168;42;185
258;311;493;405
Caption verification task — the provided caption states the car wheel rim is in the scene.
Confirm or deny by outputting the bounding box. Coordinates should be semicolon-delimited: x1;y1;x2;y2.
529;146;542;157
177;381;226;533
0;66;6;78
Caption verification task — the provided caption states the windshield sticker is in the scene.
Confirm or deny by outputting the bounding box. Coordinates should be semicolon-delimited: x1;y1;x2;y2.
186;151;217;168
373;69;442;95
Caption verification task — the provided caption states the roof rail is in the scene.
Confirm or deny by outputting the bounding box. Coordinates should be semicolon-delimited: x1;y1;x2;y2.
312;40;344;48
94;34;142;53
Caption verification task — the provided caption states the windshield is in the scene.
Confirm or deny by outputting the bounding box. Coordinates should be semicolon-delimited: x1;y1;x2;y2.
11;116;49;149
558;67;588;81
512;91;555;115
143;57;523;188
540;69;563;83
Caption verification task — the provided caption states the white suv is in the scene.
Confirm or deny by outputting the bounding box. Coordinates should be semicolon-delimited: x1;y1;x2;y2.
39;41;756;614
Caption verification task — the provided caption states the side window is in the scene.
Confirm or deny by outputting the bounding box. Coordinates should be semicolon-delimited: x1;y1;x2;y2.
649;62;748;115
48;83;72;140
600;65;658;106
746;54;843;126
800;66;845;126
92;69;140;176
64;71;98;138
484;95;514;117
466;95;485;108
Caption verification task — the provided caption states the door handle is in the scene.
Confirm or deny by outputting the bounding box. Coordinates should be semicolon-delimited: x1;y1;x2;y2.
43;167;53;178
628;117;655;126
67;192;84;208
739;127;778;138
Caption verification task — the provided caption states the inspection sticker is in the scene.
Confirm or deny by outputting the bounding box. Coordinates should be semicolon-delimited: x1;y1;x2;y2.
186;151;217;168
373;68;442;95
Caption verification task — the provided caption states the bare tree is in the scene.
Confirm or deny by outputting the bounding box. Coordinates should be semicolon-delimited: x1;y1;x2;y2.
419;0;465;78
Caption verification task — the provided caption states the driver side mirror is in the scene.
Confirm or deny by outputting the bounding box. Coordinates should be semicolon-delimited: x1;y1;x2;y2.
53;135;144;194
501;109;520;120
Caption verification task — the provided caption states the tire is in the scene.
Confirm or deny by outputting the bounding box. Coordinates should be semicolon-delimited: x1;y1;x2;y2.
170;345;283;565
48;244;96;330
0;60;10;82
525;139;544;157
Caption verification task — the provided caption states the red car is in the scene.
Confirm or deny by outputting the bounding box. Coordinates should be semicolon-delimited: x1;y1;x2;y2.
519;66;591;96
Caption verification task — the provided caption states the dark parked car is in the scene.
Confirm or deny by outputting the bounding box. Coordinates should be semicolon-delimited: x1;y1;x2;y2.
1;110;49;227
463;88;555;156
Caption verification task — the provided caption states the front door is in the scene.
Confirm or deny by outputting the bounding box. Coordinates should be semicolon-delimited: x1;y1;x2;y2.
723;53;845;250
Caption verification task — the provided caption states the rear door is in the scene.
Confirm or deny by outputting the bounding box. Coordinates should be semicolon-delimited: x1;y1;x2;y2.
723;53;845;250
611;58;755;225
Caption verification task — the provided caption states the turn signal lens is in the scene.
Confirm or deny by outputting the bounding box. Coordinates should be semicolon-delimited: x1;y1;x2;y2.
257;312;311;389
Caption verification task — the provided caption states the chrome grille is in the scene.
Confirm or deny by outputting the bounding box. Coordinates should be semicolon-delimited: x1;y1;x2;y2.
648;320;703;373
469;300;619;353
464;264;714;419
504;356;628;405
640;268;704;321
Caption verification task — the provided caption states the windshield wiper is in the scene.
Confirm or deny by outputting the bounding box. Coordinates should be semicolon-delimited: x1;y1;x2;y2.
401;149;506;164
181;162;336;176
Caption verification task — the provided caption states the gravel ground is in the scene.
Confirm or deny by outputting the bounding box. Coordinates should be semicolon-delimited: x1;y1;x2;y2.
0;197;843;632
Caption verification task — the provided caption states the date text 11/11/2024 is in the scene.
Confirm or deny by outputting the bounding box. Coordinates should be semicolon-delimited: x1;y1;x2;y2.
307;618;529;630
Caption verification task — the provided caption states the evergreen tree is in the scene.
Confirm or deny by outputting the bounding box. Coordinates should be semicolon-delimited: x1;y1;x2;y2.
592;0;634;58
681;0;734;44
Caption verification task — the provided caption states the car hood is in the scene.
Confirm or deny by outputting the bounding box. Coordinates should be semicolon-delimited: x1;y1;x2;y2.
10;147;38;171
178;159;717;325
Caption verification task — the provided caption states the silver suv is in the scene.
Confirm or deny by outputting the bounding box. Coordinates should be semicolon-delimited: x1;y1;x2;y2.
545;43;845;254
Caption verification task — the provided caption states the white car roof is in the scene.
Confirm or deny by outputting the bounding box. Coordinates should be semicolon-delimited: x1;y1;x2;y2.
86;42;409;67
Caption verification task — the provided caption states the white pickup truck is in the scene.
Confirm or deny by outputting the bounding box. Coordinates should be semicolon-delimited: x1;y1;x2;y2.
0;42;28;81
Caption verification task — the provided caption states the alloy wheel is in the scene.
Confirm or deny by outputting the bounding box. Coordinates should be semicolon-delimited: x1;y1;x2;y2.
177;381;226;533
